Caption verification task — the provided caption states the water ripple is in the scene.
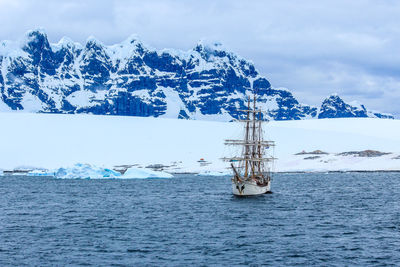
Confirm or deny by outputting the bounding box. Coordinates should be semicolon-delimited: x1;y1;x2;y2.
0;173;400;265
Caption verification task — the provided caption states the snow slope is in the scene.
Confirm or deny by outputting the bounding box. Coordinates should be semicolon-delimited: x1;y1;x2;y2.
0;112;399;173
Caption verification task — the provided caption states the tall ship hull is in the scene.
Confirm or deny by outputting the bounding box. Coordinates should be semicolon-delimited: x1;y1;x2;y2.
231;179;271;196
223;94;276;196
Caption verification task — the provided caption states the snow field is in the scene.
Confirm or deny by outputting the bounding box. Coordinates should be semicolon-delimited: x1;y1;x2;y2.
0;112;399;175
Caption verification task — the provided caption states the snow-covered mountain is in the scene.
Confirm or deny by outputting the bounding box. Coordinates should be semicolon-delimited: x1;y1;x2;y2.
0;30;393;120
318;94;393;119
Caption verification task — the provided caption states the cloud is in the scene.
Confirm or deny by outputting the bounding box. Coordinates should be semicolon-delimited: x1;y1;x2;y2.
0;0;399;116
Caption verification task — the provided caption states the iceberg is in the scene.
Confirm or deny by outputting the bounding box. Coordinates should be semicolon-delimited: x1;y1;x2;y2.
122;167;173;179
27;169;56;176
55;163;121;179
51;163;172;179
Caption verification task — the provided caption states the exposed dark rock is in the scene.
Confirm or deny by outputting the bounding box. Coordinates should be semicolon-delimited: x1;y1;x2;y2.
337;150;391;157
295;150;329;155
303;156;321;160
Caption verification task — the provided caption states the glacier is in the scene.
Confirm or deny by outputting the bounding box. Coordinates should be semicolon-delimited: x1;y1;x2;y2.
0;112;399;174
0;29;394;120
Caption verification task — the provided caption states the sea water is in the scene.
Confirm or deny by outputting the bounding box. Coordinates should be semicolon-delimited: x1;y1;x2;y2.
0;173;399;266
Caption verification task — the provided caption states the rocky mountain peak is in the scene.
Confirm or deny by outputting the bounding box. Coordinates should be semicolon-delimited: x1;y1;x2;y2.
318;94;393;119
0;30;394;120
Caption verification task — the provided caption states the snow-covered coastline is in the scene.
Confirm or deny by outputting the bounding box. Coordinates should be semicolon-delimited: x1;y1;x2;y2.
0;112;399;177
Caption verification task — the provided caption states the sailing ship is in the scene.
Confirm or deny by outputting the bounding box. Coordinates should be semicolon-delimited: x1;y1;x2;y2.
222;94;275;196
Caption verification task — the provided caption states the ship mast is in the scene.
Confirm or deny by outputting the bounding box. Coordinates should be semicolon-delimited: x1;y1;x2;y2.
244;97;250;178
258;109;263;175
222;93;275;180
251;94;257;179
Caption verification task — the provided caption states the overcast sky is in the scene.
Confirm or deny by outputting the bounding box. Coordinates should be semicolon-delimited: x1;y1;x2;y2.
0;0;399;117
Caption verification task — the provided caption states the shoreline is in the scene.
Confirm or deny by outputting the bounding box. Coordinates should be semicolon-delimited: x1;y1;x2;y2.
2;169;400;179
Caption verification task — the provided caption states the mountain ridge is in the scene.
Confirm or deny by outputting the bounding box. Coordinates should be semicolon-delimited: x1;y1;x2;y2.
0;30;394;120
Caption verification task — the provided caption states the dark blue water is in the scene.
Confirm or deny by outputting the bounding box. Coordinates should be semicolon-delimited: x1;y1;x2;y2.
0;173;399;266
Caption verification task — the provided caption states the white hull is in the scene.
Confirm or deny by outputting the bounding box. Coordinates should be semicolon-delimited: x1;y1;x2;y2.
232;179;271;196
